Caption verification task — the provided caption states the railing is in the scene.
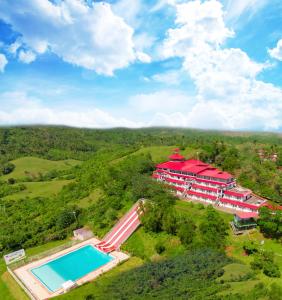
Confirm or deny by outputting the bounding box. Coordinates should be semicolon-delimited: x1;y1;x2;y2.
7;267;37;300
8;239;83;271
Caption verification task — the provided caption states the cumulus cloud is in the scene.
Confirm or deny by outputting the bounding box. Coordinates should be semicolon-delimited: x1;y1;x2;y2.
268;39;282;61
8;39;22;54
151;0;282;131
161;0;234;59
151;70;183;85
18;50;36;64
0;91;141;128
129;90;194;113
0;53;8;72
0;0;138;75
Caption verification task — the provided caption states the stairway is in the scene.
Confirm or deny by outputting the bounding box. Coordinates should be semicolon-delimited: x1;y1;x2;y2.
96;202;142;253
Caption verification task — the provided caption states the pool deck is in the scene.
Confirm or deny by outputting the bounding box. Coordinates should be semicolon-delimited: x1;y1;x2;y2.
13;238;129;300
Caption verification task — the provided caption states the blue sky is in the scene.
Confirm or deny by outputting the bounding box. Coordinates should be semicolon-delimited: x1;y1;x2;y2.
0;0;282;130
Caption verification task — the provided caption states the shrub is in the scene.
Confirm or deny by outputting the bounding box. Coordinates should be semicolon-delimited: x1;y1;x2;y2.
243;241;258;255
263;262;281;278
155;241;165;254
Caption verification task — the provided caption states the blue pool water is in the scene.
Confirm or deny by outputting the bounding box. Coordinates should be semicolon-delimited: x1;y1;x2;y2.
31;245;113;292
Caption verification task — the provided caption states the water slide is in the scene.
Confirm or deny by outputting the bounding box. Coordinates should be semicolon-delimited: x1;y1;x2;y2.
96;202;142;253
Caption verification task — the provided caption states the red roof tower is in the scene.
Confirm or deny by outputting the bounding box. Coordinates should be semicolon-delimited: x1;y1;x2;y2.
169;148;185;161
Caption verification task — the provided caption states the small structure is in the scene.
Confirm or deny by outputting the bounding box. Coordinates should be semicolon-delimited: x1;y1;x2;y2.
4;249;25;265
73;228;93;241
230;212;258;235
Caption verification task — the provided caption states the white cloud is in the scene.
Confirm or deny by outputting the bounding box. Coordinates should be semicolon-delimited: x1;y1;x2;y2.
161;0;234;59
151;70;183;85
8;39;22;54
224;0;269;23
0;91;141;128
136;51;152;63
18;50;36;64
268;39;282;61
0;53;8;72
0;0;137;75
153;0;282;131
112;0;142;28
129;90;194;113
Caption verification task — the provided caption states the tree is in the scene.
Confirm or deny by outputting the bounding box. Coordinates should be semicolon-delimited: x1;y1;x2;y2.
177;217;196;246
56;208;78;229
162;211;179;235
199;206;228;249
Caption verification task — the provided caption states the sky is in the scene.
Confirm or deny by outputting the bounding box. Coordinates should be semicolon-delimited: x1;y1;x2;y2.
0;0;282;131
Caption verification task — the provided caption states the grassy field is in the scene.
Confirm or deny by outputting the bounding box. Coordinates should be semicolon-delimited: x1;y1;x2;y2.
133;146;200;163
111;145;201;165
3;180;74;200
1;157;80;180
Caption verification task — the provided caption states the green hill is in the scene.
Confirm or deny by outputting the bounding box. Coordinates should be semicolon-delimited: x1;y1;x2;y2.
1;156;80;180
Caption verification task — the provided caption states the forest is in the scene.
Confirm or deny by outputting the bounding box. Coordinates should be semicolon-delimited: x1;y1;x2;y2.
0;126;282;300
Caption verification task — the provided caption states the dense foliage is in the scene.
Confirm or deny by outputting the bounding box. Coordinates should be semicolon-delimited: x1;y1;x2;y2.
62;248;231;300
0;126;282;202
258;207;282;239
0;126;281;300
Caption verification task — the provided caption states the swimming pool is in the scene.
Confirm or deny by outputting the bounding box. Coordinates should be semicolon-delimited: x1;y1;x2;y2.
30;245;113;292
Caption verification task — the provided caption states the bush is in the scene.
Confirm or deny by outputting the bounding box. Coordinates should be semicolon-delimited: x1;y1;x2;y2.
7;178;16;185
250;254;264;270
263;262;281;278
155;241;165;254
243;241;258;255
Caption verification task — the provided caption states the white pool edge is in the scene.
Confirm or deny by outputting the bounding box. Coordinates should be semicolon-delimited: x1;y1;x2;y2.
12;238;129;300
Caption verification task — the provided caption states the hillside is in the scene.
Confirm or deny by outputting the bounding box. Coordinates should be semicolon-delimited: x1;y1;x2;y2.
0;127;281;300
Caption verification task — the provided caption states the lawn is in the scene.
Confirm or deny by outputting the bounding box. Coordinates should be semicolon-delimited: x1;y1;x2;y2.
1;157;80;180
111;145;201;165
3;180;73;200
133;145;200;163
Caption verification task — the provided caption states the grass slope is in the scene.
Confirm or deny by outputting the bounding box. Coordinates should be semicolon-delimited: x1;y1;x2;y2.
3;180;73;200
2;157;80;180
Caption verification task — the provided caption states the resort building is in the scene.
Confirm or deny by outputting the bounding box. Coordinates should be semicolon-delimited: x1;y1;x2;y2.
153;149;267;213
230;212;258;235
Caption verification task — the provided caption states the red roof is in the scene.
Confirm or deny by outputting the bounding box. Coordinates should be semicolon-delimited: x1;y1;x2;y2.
224;189;251;198
198;168;233;180
195;177;227;186
236;212;258;219
169;153;185;161
183;164;209;174
170;185;185;192
156;169;194;180
221;198;259;210
157;156;234;182
157;161;185;171
192;184;219;192
166;177;185;185
186;190;217;201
